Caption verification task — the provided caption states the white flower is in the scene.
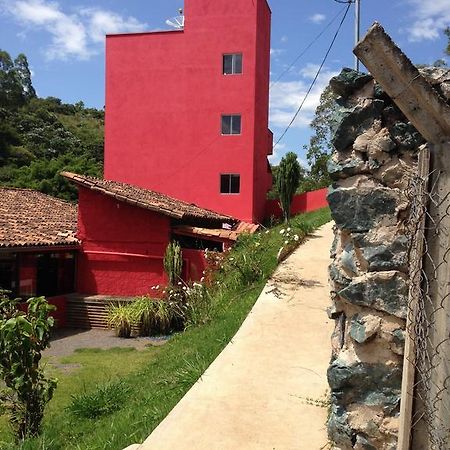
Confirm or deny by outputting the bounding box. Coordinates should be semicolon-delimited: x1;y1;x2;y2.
265;230;270;234
284;240;289;245
155;285;160;289
183;286;187;291
200;277;205;282
287;227;291;232
177;281;182;285
280;229;285;234
294;234;299;241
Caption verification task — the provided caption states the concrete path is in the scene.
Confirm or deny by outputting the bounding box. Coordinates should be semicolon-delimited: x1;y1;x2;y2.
135;222;334;450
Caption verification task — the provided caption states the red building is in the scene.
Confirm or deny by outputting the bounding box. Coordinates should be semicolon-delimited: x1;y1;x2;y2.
62;172;238;298
0;187;79;327
104;0;273;223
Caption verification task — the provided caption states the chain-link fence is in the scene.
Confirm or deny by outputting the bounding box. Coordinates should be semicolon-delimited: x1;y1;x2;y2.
404;143;450;449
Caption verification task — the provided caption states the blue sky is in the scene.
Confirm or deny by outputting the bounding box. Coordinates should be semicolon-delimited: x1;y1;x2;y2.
1;0;449;165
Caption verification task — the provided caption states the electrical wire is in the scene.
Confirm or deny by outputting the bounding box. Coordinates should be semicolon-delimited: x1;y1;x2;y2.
270;5;347;90
273;1;352;149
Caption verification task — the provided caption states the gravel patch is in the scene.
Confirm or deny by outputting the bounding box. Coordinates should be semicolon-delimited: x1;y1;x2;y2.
44;329;170;358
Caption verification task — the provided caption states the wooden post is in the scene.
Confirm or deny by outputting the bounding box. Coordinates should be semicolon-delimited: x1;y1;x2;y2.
410;142;450;449
397;146;430;450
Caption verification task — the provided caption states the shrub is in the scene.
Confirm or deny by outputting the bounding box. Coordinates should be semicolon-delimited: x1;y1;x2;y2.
106;303;134;338
223;233;265;288
0;294;57;441
163;241;183;286
67;381;130;419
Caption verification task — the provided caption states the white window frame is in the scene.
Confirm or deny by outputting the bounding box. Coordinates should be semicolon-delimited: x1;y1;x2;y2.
221;114;242;135
223;53;243;75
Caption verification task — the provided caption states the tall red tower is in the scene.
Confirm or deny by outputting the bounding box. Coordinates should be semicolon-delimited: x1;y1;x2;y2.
104;0;272;223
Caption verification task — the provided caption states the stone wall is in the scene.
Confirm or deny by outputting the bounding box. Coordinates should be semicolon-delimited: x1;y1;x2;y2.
326;67;450;449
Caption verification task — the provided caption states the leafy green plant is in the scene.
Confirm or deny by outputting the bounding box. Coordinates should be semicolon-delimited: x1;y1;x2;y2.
276;152;302;223
106;303;134;338
163;241;183;286
0;294;57;441
67;381;130;419
223;233;265;288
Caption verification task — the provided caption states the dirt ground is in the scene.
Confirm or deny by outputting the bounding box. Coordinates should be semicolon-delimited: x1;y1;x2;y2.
44;328;169;358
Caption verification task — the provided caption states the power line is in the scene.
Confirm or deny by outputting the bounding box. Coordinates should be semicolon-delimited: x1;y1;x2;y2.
270;6;347;90
273;1;352;150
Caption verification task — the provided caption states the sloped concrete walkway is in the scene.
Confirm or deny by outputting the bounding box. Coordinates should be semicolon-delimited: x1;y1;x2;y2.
134;222;334;450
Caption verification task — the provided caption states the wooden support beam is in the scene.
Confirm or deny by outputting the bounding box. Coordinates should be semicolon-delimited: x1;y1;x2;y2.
397;145;430;450
354;23;450;145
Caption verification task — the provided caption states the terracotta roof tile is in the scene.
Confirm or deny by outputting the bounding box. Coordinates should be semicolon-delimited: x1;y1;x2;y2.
61;172;235;224
0;188;79;249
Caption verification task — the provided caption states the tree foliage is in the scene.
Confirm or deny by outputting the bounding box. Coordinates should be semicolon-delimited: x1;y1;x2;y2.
0;294;57;441
304;84;338;188
445;27;450;56
276;152;302;223
0;49;103;200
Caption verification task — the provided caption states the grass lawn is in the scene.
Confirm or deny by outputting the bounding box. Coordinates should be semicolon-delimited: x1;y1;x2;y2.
0;208;331;450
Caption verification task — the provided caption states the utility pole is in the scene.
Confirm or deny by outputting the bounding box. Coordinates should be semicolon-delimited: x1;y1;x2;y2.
355;0;361;71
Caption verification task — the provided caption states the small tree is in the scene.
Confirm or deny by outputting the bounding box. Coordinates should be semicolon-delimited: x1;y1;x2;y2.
0;293;57;441
276;152;302;223
163;241;183;286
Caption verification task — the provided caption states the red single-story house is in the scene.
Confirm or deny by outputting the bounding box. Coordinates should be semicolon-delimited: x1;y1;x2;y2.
0;187;79;327
61;172;242;297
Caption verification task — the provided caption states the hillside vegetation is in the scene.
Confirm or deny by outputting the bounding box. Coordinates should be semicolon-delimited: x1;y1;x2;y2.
0;49;103;201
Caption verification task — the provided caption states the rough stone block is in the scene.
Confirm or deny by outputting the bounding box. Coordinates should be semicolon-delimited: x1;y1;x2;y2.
349;314;381;343
327;187;400;233
332;100;385;152
353;232;408;272
388;122;424;149
338;271;408;319
327;359;402;412
330;68;373;98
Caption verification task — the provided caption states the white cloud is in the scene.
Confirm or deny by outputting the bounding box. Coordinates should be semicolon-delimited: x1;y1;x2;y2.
309;13;326;25
269;65;338;130
406;0;450;42
270;48;285;57
0;0;148;60
281;35;288;43
3;0;89;60
80;8;147;44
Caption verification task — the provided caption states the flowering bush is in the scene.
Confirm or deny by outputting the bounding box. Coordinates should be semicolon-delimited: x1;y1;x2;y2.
222;233;265;288
277;227;301;262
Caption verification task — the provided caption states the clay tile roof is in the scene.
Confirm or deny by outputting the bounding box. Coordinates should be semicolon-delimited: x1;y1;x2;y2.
61;172;235;224
0;188;79;249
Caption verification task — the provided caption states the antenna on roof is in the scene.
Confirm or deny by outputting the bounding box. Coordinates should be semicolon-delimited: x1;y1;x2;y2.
166;8;184;29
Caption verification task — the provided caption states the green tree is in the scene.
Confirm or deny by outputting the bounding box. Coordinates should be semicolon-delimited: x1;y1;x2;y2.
304;84;338;187
0;50;24;108
276;152;302;223
14;53;36;99
445;27;450;56
0;294;57;441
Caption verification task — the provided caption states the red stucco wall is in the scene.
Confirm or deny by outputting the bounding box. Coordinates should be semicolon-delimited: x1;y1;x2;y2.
182;249;207;281
265;188;329;219
76;188;171;296
104;0;272;223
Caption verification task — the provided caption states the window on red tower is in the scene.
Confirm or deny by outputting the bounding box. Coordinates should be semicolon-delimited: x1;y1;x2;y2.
223;53;243;75
220;174;240;194
221;115;241;135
